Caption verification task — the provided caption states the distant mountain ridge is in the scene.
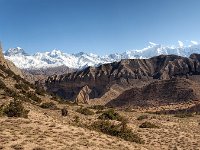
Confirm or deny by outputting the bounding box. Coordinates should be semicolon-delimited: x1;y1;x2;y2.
4;41;200;69
45;53;200;104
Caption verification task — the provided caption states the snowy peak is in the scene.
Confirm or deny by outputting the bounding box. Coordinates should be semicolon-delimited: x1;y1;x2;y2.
4;47;28;56
4;41;200;69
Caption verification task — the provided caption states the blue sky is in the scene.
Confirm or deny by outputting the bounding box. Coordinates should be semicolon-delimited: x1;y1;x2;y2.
0;0;200;55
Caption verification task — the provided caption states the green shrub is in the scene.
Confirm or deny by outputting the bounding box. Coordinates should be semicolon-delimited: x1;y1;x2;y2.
22;79;35;89
4;69;14;77
40;102;57;109
73;115;80;124
0;65;6;71
5;88;17;97
174;113;193;118
98;109;123;121
139;121;159;128
15;83;29;91
0;72;5;78
0;79;6;89
13;74;22;82
26;92;42;103
91;120;143;144
137;115;148;120
90;105;106;110
96;110;104;114
35;87;46;96
0;104;4;116
3;100;29;118
61;107;68;116
76;107;94;115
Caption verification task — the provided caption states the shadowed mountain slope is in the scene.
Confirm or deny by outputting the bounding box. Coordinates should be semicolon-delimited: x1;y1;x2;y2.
106;78;200;107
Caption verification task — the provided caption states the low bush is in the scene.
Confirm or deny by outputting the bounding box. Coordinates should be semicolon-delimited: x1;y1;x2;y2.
90;120;143;143
26;92;42;103
98;109;123;121
76;107;94;115
0;72;5;78
40;102;57;109
96;110;104;114
73;115;80;124
89;105;106;110
5;88;17;97
22;79;35;89
4;68;14;77
174;113;193;118
15;83;29;91
13;74;22;82
139;121;159;128
3;100;29;118
0;104;4;116
61;107;68;116
137;115;148;120
0;79;6;89
35;87;46;96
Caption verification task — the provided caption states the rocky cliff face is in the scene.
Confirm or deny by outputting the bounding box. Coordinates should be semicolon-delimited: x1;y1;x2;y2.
75;85;92;104
0;43;23;77
0;43;9;68
45;54;200;103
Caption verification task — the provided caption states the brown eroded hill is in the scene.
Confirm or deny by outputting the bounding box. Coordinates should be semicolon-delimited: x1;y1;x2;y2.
106;78;200;108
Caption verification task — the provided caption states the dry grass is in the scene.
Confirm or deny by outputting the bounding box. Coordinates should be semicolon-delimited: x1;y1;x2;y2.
1;99;200;150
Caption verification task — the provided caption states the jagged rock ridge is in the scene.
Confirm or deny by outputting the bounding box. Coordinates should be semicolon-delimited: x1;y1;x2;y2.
45;54;200;104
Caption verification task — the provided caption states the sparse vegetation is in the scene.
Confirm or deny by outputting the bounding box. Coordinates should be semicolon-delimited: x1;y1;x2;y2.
3;100;29;118
40;102;57;109
13;74;22;82
0;79;6;89
137;115;148;120
11;144;24;150
0;72;5;78
76;107;95;115
26;92;42;103
174;113;193;118
4;68;14;77
98;109;124;121
5;87;18;97
35;87;46;96
73;115;80;124
32;147;45;150
22;79;35;89
0;104;4;116
15;83;29;91
90;120;143;144
139;121;159;128
89;105;106;110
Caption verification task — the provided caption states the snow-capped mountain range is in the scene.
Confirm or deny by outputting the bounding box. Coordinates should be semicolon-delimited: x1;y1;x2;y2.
4;41;200;70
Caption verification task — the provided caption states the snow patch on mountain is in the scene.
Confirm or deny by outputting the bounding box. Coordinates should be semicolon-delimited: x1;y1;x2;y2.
4;41;200;69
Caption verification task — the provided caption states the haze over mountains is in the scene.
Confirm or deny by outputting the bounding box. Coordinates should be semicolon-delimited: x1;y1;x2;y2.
4;41;200;69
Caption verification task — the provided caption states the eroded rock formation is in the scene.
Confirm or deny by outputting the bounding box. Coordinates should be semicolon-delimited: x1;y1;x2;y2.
74;85;91;104
45;54;200;104
107;78;200;107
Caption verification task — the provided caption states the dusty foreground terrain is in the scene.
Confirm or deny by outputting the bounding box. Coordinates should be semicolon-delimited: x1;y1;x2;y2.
1;102;200;150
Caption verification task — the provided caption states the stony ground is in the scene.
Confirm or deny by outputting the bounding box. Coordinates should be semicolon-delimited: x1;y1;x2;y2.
1;102;200;150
